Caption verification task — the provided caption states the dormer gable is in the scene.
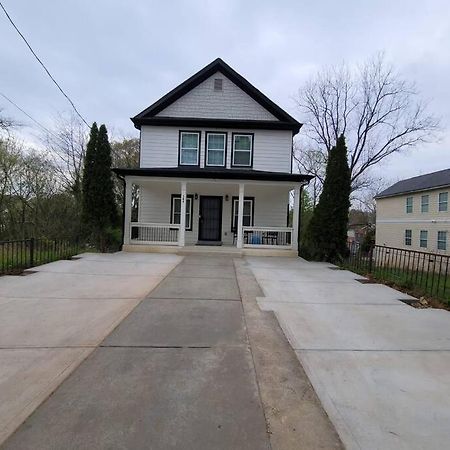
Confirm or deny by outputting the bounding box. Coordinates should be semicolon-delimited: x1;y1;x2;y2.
132;58;302;134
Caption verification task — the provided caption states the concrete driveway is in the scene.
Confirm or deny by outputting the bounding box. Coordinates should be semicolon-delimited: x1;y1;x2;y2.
0;252;182;445
247;256;450;450
0;252;341;450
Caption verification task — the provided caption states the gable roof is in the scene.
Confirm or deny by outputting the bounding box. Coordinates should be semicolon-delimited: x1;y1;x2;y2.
375;168;450;199
131;58;302;134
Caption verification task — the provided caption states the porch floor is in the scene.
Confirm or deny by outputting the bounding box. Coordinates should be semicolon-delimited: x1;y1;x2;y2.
123;244;298;257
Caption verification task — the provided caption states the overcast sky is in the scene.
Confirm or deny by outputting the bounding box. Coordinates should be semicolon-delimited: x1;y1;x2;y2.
1;0;449;185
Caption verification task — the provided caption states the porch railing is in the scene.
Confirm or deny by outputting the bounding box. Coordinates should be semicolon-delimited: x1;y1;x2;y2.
242;226;294;249
130;223;180;245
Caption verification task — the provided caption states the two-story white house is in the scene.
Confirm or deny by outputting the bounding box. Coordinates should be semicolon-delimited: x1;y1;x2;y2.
114;58;312;255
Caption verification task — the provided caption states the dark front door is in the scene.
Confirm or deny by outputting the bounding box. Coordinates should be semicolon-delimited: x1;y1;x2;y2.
198;196;222;241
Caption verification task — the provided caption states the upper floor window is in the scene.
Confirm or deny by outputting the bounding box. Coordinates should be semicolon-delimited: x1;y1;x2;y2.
420;230;428;248
438;192;448;212
232;134;253;167
404;229;412;246
437;231;447;250
205;132;226;167
179;131;200;166
406;196;413;214
421;195;429;213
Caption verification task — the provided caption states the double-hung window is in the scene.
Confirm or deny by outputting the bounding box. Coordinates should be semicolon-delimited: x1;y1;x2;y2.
439;192;448;212
232;134;253;167
205;132;226;167
419;230;428;248
179;131;200;166
171;195;193;230
437;231;447;251
421;195;429;213
231;197;254;231
404;229;412;246
406;196;413;214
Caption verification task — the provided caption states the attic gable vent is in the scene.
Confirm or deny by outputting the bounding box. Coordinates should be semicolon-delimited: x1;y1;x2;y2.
214;78;223;91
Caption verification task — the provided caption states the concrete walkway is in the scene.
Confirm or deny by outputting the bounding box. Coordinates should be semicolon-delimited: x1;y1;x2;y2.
247;256;450;450
0;252;182;446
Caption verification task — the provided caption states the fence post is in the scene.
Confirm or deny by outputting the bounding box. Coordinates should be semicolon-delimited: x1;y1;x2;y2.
368;244;374;274
29;238;35;268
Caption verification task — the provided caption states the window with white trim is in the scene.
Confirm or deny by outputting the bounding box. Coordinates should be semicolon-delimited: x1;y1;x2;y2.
421;195;429;213
420;230;428;248
206;133;226;167
439;192;448;212
171;195;193;230
232;197;254;231
179;132;200;166
404;229;412;246
232;134;253;167
406;196;413;213
437;231;447;251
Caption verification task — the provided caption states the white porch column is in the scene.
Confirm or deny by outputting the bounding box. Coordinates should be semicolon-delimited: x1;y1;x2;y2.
178;181;187;247
123;178;132;245
236;183;245;249
292;184;301;250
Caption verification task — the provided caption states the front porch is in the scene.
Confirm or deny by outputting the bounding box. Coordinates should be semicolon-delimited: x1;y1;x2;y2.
119;170;305;255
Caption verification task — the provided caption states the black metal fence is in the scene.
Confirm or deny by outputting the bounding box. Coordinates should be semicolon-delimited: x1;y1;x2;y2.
345;243;450;302
0;238;81;275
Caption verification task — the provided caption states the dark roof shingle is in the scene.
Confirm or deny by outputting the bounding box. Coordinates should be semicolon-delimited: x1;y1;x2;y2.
375;168;450;199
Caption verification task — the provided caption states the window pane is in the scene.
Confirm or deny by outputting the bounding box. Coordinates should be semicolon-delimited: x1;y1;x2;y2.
234;150;251;166
420;230;427;248
421;195;429;213
243;201;251;215
173;212;181;224
208;134;225;150
406;197;413;213
173;198;181;214
243;215;251;226
181;133;198;148
438;231;447;250
207;149;224;165
439;192;448;211
181;148;198;165
234;135;251;150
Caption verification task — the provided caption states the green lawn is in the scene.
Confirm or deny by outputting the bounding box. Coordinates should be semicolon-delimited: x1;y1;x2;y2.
343;261;450;304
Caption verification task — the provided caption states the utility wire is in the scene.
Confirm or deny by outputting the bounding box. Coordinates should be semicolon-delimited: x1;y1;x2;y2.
0;1;90;128
0;91;59;139
0;91;83;172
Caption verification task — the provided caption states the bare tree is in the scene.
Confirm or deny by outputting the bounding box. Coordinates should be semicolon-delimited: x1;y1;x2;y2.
42;112;87;203
294;54;439;192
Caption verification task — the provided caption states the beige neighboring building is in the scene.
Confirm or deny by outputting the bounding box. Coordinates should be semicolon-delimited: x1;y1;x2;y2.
375;169;450;255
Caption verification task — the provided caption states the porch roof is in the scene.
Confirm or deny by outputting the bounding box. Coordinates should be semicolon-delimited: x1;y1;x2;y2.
113;167;313;183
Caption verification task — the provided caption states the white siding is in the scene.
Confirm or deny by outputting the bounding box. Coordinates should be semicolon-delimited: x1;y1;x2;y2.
140;125;292;173
138;181;290;246
156;71;278;121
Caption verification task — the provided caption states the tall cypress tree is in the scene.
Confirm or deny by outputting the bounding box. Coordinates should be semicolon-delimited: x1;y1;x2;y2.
82;122;98;230
302;134;351;262
82;123;118;250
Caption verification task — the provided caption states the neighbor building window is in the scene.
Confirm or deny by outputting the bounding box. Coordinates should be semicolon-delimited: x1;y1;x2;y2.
171;194;194;230
421;195;429;213
420;230;428;248
404;229;412;246
437;231;447;251
179;131;200;166
438;192;448;212
406;196;413;213
231;197;254;231
232;134;253;167
205;132;226;167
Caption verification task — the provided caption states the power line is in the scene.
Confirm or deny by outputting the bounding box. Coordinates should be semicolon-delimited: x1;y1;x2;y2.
0;1;90;128
0;91;59;139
